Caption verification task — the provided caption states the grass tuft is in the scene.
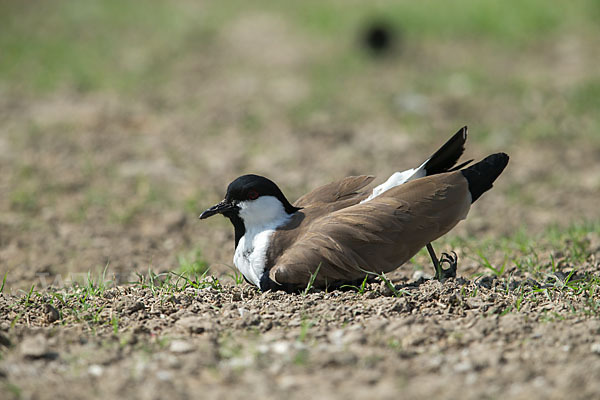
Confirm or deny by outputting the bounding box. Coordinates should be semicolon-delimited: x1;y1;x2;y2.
226;267;245;286
303;264;321;296
376;272;408;298
0;272;6;294
340;275;369;294
177;250;210;280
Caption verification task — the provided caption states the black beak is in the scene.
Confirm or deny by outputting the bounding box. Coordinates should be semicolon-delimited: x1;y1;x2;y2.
199;200;236;220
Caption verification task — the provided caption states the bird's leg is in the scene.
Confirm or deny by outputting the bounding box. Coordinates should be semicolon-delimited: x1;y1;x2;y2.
426;243;442;279
426;243;458;281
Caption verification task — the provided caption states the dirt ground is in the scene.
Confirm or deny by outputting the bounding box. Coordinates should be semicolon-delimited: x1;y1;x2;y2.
3;264;600;400
2;2;600;399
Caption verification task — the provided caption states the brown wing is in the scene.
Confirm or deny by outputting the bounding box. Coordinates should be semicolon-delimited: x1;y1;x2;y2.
269;171;471;288
293;175;375;208
266;175;375;269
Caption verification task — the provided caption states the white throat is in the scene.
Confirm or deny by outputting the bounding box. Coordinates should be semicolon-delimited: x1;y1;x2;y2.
233;196;292;287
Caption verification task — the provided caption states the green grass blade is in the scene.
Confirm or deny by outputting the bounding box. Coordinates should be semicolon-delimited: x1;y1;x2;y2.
303;263;321;296
0;272;7;294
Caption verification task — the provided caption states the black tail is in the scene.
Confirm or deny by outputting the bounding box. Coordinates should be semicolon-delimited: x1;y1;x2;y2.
423;126;468;175
461;153;509;203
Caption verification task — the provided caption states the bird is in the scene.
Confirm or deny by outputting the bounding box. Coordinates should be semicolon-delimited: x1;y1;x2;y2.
199;126;509;292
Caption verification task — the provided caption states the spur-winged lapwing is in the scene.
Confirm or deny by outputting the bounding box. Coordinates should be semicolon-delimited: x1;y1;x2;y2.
200;127;509;291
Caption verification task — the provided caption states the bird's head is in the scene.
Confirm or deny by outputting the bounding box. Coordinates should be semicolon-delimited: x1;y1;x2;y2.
199;174;300;228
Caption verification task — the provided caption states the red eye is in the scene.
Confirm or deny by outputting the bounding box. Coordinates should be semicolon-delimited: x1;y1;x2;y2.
247;190;259;200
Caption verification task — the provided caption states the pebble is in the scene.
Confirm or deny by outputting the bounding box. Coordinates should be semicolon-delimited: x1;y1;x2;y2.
44;304;60;323
156;370;173;381
412;270;431;281
169;340;195;354
88;364;104;377
328;330;344;347
127;301;146;314
20;334;51;359
453;360;473;373
115;298;146;314
175;316;211;334
272;341;291;354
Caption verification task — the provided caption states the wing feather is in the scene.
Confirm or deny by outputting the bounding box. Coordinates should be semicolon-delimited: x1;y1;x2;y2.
293;175;375;208
269;172;471;288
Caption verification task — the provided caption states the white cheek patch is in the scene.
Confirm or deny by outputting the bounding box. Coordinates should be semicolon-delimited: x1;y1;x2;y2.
237;196;292;228
361;159;428;203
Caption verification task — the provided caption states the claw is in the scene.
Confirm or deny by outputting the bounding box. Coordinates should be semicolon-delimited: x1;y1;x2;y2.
439;251;458;279
427;244;458;281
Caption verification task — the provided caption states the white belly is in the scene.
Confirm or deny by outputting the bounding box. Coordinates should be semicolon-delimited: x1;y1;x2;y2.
233;228;276;287
232;195;294;287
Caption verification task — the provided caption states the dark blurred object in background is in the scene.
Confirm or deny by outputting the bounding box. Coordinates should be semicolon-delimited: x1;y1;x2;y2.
361;19;399;57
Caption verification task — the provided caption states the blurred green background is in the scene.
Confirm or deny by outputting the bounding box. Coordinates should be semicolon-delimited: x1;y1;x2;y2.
1;0;599;288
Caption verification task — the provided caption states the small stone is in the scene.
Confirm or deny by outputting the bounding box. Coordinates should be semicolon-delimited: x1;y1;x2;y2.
165;355;183;369
328;330;345;347
127;301;145;314
342;330;367;345
277;375;300;390
20;334;50;359
241;313;260;327
476;275;495;289
412;270;431;281
115;297;145;314
88;364;104;377
466;298;484;309
378;282;395;297
232;291;242;301
169;340;195;354
271;341;291;354
465;372;478;385
234;309;260;328
156;370;173;381
43;304;60;323
590;343;600;354
175;316;211;334
453;360;473;373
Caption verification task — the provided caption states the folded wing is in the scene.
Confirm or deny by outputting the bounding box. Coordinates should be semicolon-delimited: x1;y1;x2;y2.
269;171;471;287
293;175;375;208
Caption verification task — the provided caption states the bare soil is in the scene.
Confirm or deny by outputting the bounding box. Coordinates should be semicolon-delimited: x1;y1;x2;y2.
2;263;600;400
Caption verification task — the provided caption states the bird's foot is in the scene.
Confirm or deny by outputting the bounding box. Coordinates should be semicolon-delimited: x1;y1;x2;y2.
436;251;458;280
